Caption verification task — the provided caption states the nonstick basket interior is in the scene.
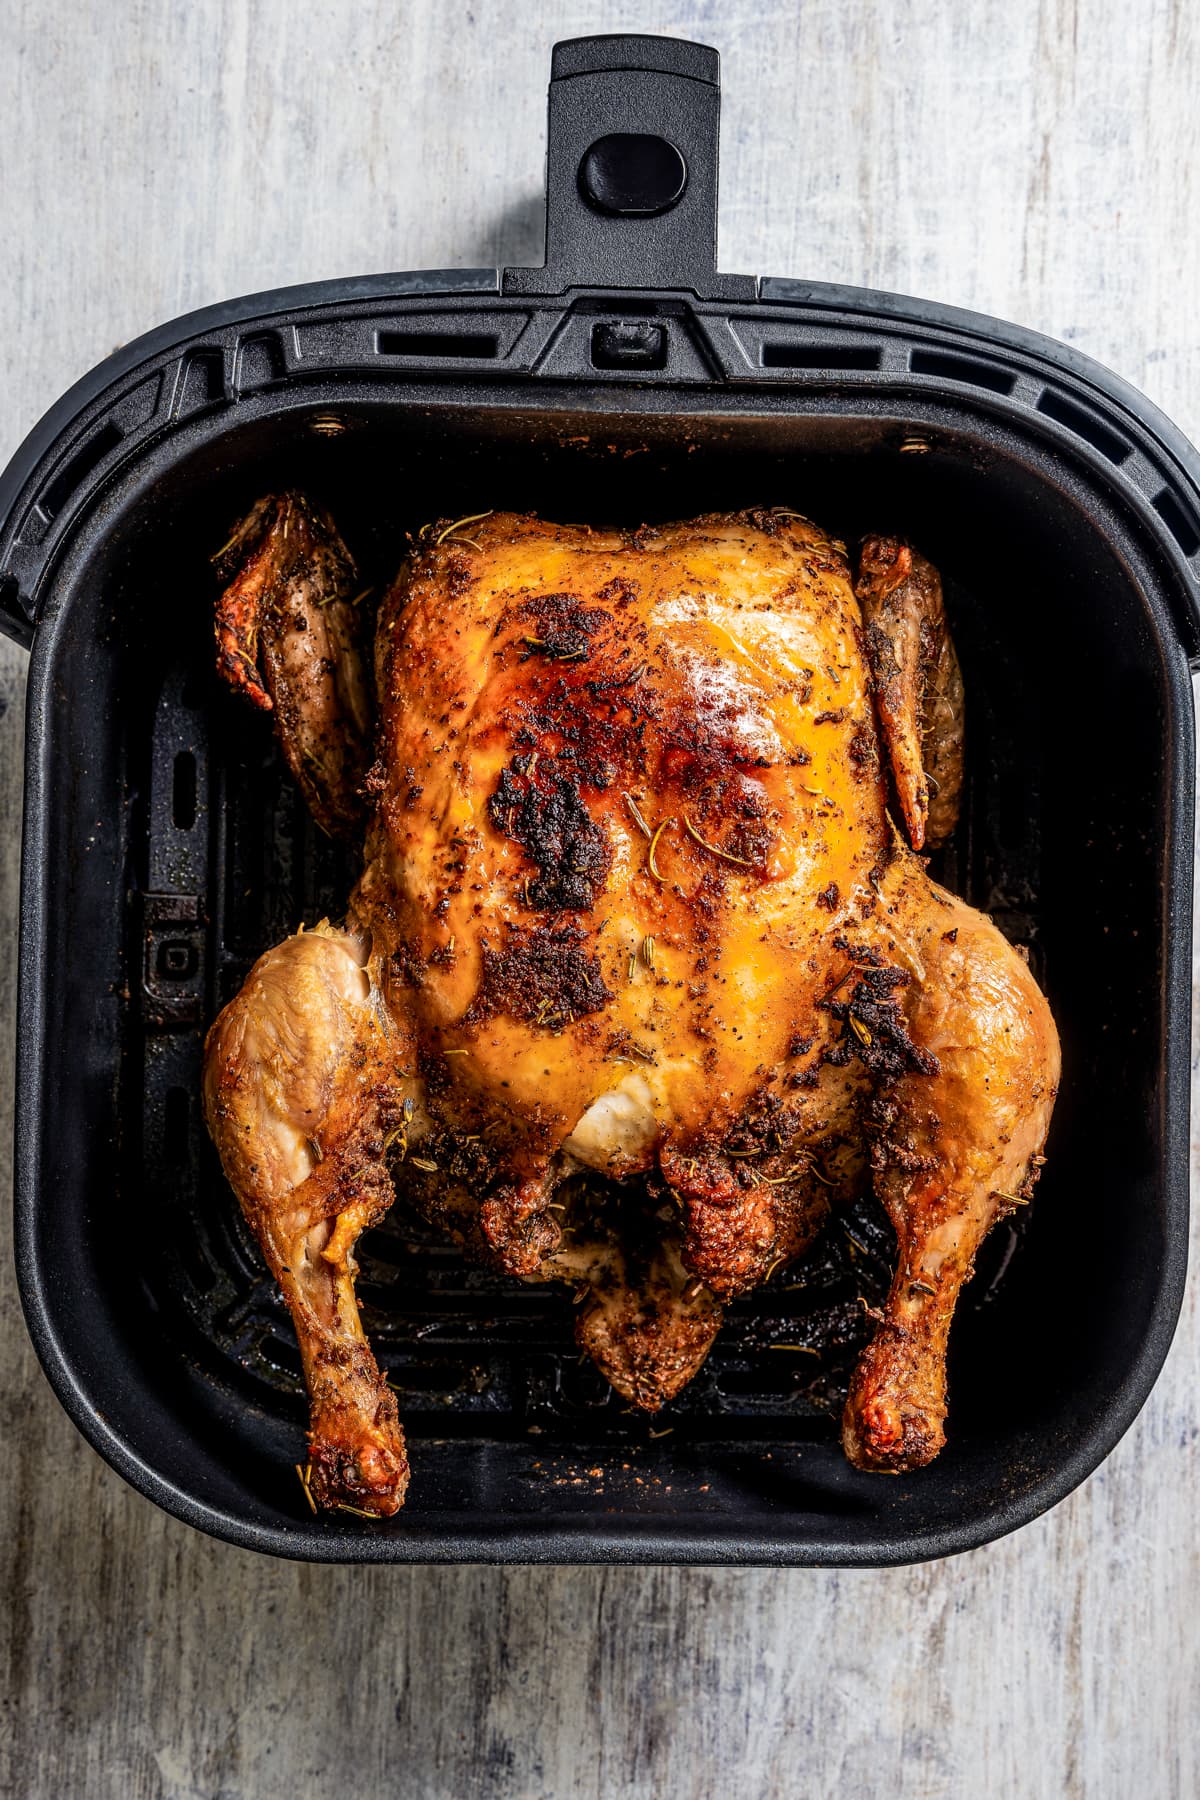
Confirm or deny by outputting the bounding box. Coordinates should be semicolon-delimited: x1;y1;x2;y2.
21;396;1187;1561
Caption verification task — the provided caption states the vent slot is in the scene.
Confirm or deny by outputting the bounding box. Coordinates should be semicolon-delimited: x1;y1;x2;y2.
376;330;500;360
761;342;880;371
1036;389;1131;465
176;350;225;413
909;348;1015;395
164;1087;190;1163
1152;488;1200;558
42;422;123;519
236;333;286;393
717;1367;812;1398
172;751;197;830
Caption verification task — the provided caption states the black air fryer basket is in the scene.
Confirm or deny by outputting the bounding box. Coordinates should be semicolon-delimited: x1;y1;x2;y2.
3;36;1197;1565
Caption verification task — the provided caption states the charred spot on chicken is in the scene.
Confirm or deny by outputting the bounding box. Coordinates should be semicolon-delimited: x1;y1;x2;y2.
203;498;1060;1516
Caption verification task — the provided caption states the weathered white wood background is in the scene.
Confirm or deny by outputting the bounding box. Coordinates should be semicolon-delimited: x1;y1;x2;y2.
2;2;1198;1796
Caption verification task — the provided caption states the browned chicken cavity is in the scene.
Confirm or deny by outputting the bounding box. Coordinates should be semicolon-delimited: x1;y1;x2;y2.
203;498;1060;1513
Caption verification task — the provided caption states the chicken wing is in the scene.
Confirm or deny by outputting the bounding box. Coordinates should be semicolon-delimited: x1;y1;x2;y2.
213;493;373;838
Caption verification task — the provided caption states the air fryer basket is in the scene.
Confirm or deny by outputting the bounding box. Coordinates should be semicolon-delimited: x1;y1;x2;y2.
3;35;1198;1565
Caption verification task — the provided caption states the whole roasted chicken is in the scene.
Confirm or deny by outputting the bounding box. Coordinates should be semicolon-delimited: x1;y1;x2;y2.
204;497;1059;1516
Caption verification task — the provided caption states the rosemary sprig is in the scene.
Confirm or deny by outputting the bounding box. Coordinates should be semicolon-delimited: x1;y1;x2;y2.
648;816;674;880
761;1152;836;1189
435;510;493;546
682;814;754;868
295;1461;317;1514
624;792;652;839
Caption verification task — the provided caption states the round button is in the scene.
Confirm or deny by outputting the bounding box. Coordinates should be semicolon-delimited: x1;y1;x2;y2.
579;134;688;217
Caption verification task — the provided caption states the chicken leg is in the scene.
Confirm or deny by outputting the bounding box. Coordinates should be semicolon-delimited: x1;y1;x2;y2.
203;921;411;1513
843;853;1060;1471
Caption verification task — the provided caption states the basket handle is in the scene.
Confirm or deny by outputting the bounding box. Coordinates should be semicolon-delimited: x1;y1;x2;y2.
503;35;753;300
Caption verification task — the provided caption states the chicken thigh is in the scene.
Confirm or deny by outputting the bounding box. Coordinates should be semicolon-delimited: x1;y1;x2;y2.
204;498;1059;1515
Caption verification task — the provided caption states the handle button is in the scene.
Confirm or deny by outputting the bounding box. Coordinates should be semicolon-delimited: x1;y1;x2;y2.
579;133;687;216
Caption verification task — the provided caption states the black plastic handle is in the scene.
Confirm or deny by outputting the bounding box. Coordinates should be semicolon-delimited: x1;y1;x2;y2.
503;35;754;300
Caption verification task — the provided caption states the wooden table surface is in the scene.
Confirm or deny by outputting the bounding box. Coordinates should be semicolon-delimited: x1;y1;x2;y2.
2;4;1197;1796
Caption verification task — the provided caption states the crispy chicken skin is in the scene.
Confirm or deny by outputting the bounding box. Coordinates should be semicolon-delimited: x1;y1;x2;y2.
204;500;1059;1510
